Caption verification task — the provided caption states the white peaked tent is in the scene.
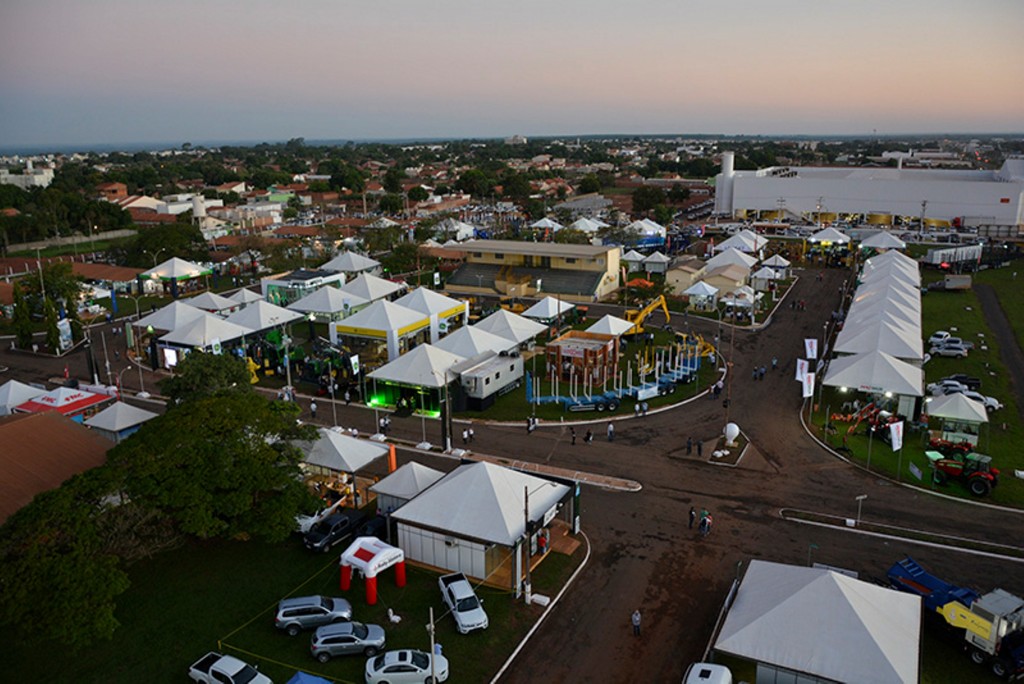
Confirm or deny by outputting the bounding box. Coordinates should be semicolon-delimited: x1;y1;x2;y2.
473;309;547;345
433;326;515;357
586;314;635;337
394;288;468;342
861;264;921;290
85;401;158;431
320;251;381;274
627;219;666;238
229;288;264;305
334;300;430;361
706;247;758;271
522;296;575;322
809;226;852;244
833;320;924;360
0;380;46;415
762;254;791;277
844;304;920;334
622;249;646;271
715;229;767;254
159;313;252;348
927;393;988;424
569;217;603;233
391;461;569;546
134;300;206;332
184;291;238;314
868;249;918;268
823;350;923;396
303;428;390;473
643;251;671;274
715;560;920;684
142;257;210;281
371;461;445;514
339;273;406;303
530;217;564;231
288;286;368;321
750;266;779;291
367;344;465;387
720;285;759;308
860;231;906;250
436;218;477;241
224;299;304;332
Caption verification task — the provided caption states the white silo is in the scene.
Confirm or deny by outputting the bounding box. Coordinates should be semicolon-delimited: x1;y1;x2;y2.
192;194;207;219
713;151;736;217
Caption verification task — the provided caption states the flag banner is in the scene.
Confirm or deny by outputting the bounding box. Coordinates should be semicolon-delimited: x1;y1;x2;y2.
805;338;818;359
802;371;815;398
889;421;904;451
909;462;922;481
795;358;809;381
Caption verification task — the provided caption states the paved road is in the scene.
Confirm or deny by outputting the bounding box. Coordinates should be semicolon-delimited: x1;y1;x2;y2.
3;268;1023;684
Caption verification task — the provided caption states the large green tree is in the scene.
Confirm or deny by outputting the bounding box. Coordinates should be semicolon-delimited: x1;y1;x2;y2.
160;351;253;405
632;185;665;214
118;223;208;268
11;282;33;348
108;392;316;541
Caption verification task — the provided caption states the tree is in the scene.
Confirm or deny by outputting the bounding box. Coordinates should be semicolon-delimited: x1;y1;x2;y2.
500;172;532;200
407;186;429;203
11;282;33;348
108;393;317;541
653;204;674;226
578;174;602;194
119;224;208;268
160;351;253;405
455;169;493;198
378;193;404;215
667;184;690;204
632;185;665;214
43;297;59;351
552;228;590;245
383;167;404;194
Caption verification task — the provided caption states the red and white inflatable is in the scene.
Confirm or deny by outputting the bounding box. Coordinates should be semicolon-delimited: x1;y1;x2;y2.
339;536;406;606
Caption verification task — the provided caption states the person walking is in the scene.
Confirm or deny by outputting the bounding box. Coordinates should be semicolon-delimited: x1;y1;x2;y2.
634;402;641;418
688;506;696;529
607;422;615;442
468;425;475;443
686;437;693;455
696;439;703;457
641;401;648;417
631;609;642;637
462;429;469;445
344;389;351;405
310;400;317;419
772;356;778;371
585;428;593;445
570;427;577;445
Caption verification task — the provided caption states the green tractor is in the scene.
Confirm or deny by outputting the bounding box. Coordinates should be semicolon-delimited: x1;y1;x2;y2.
925;450;1000;497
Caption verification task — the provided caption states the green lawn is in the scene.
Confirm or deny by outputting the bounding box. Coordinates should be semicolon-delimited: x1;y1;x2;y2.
973;264;1024;352
2;534;584;683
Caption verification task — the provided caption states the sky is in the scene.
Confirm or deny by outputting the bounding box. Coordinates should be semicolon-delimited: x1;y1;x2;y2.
1;0;1023;150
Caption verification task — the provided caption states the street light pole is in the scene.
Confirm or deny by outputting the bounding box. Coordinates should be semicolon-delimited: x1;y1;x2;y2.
523;485;532;605
855;494;867;526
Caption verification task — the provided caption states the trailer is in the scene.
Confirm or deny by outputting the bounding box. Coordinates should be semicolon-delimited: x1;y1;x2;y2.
887;557;1024;679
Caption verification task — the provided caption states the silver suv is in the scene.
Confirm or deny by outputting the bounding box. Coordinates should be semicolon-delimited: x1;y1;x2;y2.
310;621;386;661
275;596;353;636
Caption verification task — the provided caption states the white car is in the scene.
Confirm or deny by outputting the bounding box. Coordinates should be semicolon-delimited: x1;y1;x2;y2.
928;380;969;396
365;649;448;683
961;391;1003;412
927;331;951;346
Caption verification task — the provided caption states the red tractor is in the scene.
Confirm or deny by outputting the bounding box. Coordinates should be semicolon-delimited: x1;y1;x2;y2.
926;450;1000;497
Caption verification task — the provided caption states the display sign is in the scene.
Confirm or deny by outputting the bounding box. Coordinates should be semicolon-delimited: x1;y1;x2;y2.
795;358;809;382
350;354;360;375
804;338;818;359
56;318;73;352
889;421;904;451
802;372;815;398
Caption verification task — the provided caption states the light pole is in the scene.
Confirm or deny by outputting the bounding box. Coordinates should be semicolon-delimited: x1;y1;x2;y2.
116;366;132;401
855;494;867;526
143;247;167;268
522;481;559;605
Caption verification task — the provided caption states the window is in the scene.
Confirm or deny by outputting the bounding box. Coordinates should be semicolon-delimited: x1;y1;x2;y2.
485;378;490;385
473;252;482;258
566;257;576;264
494;253;504;259
495;372;501;379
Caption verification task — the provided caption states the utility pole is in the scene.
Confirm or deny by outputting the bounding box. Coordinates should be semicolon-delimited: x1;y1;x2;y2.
523;486;532;605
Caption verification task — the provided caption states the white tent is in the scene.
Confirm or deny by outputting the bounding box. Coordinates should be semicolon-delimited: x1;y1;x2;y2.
714;229;767;253
926;393;988;424
715;560;920;684
334;300;430;361
823;350;923;396
367;343;465;388
833;320;924;360
569;217;603;233
809;226;852;244
867;249;917;268
184;291;238;314
142;257;210;281
683;281;719;298
394;288;468;342
627;219;666;238
0;380;46;415
288;286;368;320
159;313;252;348
750;266;778;292
302;428;390;473
371;461;445;510
433;326;515;357
762;254;791;277
720;285;760;308
339;273;406;303
134;300;206;332
473;309;547;345
522;296;575;322
860;231;906;250
844;304;920;334
391;461;569;546
706;247;758;271
643;251;671;274
585;314;635;337
224;299;305;332
320;251;381;274
530;217;564;231
84;401;158;433
229;288;264;305
622;249;646;270
436;218;478;241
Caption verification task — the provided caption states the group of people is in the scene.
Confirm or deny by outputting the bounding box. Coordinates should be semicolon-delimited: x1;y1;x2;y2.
378;415;391;435
688;506;713;537
460;426;476;445
685;437;704;457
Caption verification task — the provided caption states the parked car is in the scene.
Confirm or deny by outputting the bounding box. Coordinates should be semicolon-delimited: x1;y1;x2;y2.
310;621;386;661
275;596;353;636
933;336;974;350
365;649;449;684
928;380;969;396
960;391;1004;412
929;343;969;358
188;652;272;684
940;374;982;391
295;500;342;534
927;331;951;345
439;572;489;634
303;509;366;553
356;515;388;541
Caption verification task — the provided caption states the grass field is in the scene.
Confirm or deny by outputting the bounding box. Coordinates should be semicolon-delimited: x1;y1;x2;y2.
2;534;584;683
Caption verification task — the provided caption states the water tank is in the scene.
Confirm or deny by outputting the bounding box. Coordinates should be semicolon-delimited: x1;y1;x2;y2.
714;152;736;217
192;195;207;218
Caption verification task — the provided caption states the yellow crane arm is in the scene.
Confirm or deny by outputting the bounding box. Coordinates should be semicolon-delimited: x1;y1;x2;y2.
938;601;994;642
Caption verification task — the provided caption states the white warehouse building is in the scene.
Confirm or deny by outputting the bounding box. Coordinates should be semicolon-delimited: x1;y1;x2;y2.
714;152;1024;229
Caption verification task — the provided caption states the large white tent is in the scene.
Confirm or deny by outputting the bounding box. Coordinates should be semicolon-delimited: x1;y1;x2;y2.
394;288;468;343
433;325;515;358
860;231;907;250
808;226;852;244
142;257;210;281
472;309;547;345
622;249;646;271
833;320;924;360
522;296;575;323
822;350;923;396
84;401;158;442
334;300;430;361
585;314;635;337
320;251;381;275
0;380;46;415
288;285;368;323
224;299;305;332
569;217;605;233
436;218;478;241
159;313;252;349
134;300;206;332
927;392;988;424
370;461;445;515
642;251;671;274
339;273;406;303
302;428;390;473
706;247;758;271
367;343;465;388
229;288;264;306
715;560;920;684
530;217;564;231
184;291;238;314
714;229;767;253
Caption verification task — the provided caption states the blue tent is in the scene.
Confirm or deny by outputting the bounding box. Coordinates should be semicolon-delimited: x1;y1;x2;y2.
286;672;332;684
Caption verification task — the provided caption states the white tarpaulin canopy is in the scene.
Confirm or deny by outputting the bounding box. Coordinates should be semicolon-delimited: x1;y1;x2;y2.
159;313;252;347
762;254;791;268
84;401;158;432
530;217;564;230
335;300;428;336
433;326;514;357
184;291;237;313
809;226;852;244
683;281;720;297
339;273;406;303
569;217;604;233
370;461;444;500
473;309;547;345
229;288;264;304
288;286;368;316
522;296;575;321
586;314;635;336
715;560;920;684
860;231;906;250
134;300;205;332
622;249;645;267
142;257;210;281
823;350;923;396
367;344;465;387
0;380;46;415
224;300;305;332
926;393;989;423
302;428;390;472
714;229;767;253
391;462;569;546
394;288;467;318
706;248;757;271
320;251;380;274
751;266;778;280
627;219;666;237
834;319;924;360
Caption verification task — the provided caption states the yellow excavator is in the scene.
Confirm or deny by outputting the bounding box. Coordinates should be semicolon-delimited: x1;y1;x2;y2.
624;295;670;336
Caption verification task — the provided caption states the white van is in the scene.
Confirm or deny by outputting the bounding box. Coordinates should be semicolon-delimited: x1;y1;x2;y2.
683;662;733;684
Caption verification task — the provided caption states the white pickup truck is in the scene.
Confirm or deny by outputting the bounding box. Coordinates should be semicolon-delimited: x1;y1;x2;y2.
438;572;489;634
188;652;272;684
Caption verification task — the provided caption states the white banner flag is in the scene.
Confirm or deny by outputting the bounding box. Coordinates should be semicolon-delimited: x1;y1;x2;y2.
795;358;809;382
802;371;815;398
909;462;922;481
805;338;818;359
889;421;904;451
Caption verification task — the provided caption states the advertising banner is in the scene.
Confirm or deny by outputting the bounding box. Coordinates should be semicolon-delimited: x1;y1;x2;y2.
795;358;809;382
889;421;904;451
802;371;815;398
804;338;818;359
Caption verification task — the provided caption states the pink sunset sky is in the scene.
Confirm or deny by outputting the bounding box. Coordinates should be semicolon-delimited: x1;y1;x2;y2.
1;0;1022;148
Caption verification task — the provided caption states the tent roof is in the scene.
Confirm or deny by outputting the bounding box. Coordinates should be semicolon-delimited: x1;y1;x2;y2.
522;296;575;320
340;537;404;578
84;401;159;431
320;251;380;273
823;350;923;396
338;273;406;303
809;226;852;244
715;560;920;684
134;300;206;332
159;313;252;347
142;257;210;280
14;386;111;415
926;393;989;423
224;300;305;331
367;344;465;387
860;231;906;250
627;219;665;237
762;254;791;267
569;217;603;233
286;673;333;684
394;287;467;318
228;288;263;304
433;326;514;357
867;249;917;268
530;217;563;230
370;461;445;500
751;266;778;279
288;286;368;315
715;230;767;253
184;291;237;312
683;281;720;297
302;428;389;472
834;320;923;360
706;248;757;270
335;300;428;335
473;309;547;344
622;249;646;262
0;380;46;414
643;251;671;264
585;314;636;336
392;461;569;546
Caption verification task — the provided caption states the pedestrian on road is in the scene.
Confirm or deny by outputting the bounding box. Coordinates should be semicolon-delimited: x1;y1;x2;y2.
641;401;648;417
344;389;351;405
686;437;693;455
462;429;469;445
379;416;386;434
607;422;615;442
752;368;757;381
772;357;778;370
707;384;715;400
631;609;642;637
634;403;641;417
384;415;391;434
688;506;696;529
310;400;317;419
585;428;593;445
697;439;703;457
759;366;767;379
570;427;577;445
114;350;120;361
468;425;475;443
